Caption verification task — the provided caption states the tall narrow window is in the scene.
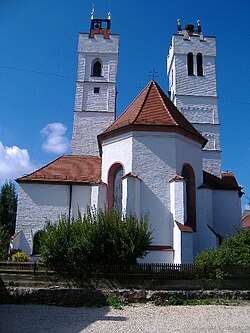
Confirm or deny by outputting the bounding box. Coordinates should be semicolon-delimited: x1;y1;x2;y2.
181;164;196;231
187;52;194;76
197;53;203;76
113;166;123;213
92;60;102;77
107;163;123;213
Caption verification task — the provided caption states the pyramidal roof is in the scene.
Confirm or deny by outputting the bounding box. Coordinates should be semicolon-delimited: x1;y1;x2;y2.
99;80;207;146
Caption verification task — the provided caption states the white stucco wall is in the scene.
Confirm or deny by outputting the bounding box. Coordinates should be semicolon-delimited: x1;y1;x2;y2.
167;33;221;177
91;184;107;210
71;185;91;218
102;130;204;256
168;35;217;96
122;176;141;219
175;136;203;186
15;184;71;255
72;111;115;155
15;183;93;255
173;224;194;264
170;178;186;224
72;32;119;156
212;190;242;237
137;250;174;264
101;133;133;183
195;187;217;256
131;132;176;246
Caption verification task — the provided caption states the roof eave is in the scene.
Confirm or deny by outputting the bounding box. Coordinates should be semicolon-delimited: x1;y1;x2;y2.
98;123;206;146
17;179;99;186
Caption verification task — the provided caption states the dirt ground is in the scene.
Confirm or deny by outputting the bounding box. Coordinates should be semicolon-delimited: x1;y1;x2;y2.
0;303;250;333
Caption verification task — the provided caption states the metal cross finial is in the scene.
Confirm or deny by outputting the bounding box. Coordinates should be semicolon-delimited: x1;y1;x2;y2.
148;68;159;80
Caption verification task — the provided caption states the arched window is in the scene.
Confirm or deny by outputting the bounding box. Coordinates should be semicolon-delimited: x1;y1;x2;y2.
181;164;196;231
107;163;123;213
187;52;194;76
92;59;102;77
197;53;203;76
32;230;44;255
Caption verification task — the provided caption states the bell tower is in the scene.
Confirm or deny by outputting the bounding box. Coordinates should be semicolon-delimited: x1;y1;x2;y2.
167;20;221;177
72;11;119;156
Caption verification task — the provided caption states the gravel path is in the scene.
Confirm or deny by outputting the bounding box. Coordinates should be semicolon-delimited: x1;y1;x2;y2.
0;303;249;333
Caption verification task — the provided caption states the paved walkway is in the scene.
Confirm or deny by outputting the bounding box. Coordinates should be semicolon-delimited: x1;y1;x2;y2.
0;303;250;332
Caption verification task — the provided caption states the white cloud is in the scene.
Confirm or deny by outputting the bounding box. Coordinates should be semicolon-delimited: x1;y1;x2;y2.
0;141;36;183
41;122;70;154
244;203;250;211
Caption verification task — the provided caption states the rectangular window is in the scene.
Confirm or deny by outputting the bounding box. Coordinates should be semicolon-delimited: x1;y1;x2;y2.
94;87;100;93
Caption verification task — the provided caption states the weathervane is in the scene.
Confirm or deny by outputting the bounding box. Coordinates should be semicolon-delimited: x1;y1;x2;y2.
148;68;159;80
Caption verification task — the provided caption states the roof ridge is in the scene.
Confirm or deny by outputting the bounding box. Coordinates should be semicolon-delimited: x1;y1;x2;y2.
133;81;153;124
153;81;178;126
104;82;152;132
67;155;101;159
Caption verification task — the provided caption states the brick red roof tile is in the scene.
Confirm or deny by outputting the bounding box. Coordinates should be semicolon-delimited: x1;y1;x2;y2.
99;80;207;146
16;155;102;185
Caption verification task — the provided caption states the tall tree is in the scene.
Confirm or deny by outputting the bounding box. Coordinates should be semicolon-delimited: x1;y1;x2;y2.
0;180;17;236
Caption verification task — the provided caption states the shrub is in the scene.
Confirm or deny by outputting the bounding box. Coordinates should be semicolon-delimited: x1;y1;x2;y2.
12;250;29;262
195;227;250;267
40;208;152;280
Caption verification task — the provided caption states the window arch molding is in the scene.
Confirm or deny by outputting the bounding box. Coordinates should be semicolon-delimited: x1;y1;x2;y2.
91;58;102;77
181;163;196;231
197;52;203;76
187;52;194;76
107;163;124;212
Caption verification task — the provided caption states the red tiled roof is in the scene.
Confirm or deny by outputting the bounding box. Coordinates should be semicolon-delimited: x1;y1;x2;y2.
242;215;250;228
99;80;207;147
16;155;102;185
200;171;243;195
242;210;250;228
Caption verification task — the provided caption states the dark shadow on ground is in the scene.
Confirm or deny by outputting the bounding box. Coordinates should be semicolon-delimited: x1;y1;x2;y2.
0;304;127;333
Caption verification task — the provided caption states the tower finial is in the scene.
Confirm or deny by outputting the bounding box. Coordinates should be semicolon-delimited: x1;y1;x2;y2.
177;18;182;31
108;11;111;20
197;19;202;32
91;4;94;20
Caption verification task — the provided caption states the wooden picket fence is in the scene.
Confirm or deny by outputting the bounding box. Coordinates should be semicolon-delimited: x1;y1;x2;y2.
0;261;249;280
0;261;49;276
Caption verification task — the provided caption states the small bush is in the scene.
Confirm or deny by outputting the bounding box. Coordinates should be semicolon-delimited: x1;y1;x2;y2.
106;295;128;309
40;208;152;280
12;250;29;262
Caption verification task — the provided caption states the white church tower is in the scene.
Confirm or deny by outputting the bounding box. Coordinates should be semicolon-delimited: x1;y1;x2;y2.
167;20;221;177
72;11;119;156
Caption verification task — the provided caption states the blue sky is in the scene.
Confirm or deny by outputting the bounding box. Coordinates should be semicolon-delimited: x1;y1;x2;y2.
0;0;249;210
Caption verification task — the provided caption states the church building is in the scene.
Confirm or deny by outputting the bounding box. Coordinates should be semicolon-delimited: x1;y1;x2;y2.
13;14;243;263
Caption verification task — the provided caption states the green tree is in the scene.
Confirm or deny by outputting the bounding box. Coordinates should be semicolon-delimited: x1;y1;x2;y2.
0;180;17;236
41;209;152;279
0;226;10;260
195;227;250;266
